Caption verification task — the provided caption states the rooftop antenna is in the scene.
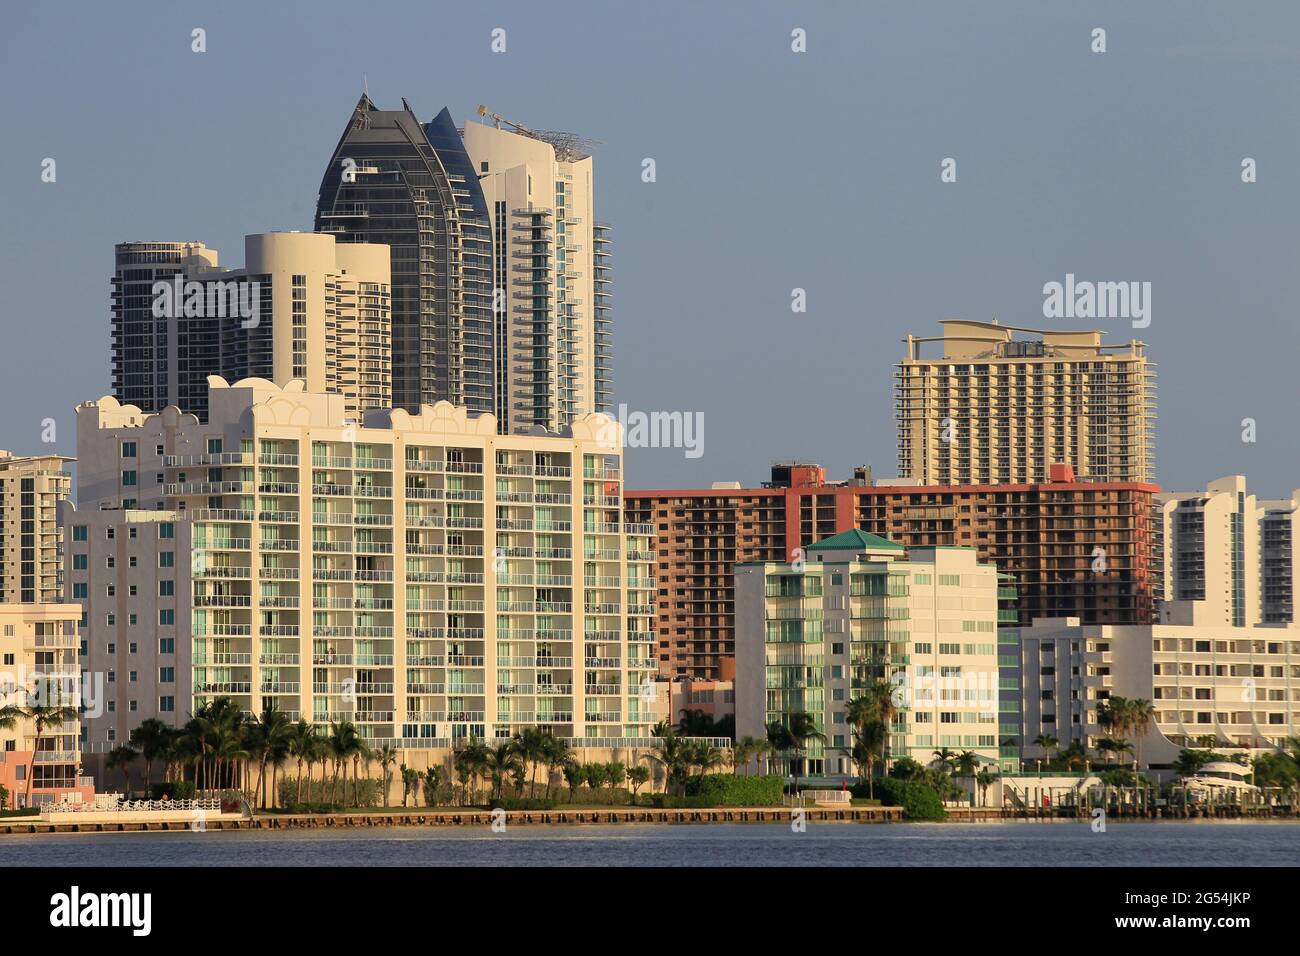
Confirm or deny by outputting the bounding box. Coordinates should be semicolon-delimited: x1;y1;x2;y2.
363;74;369;98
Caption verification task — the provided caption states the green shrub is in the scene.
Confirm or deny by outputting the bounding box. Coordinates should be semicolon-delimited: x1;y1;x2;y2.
553;787;632;806
684;774;784;806
150;780;196;800
650;794;714;809
493;797;556;810
278;776;382;808
856;778;946;820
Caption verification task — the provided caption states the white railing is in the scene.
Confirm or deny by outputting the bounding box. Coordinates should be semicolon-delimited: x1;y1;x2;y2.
42;798;222;815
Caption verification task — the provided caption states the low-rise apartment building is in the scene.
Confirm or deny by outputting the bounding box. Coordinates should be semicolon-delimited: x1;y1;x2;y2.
736;531;1015;777
0;603;92;807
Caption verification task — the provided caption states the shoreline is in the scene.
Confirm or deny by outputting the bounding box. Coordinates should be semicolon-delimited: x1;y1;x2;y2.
2;804;1293;835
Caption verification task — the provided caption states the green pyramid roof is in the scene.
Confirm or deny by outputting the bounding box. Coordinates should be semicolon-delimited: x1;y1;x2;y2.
807;529;905;552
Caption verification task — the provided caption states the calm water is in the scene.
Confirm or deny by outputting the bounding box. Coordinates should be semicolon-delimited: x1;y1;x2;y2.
1;821;1297;866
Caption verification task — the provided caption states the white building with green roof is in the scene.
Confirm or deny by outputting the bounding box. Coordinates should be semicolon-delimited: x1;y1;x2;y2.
735;530;1014;779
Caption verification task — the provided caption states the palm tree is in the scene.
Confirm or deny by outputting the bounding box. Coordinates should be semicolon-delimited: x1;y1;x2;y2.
643;725;691;796
541;735;571;799
350;737;372;807
0;701;79;805
843;720;885;797
687;740;725;777
326;720;362;806
785;712;826;794
287;720;322;805
954;750;979;779
931;748;959;773
1129;699;1155;770
1059;740;1090;771
511;727;547;797
732;736;770;776
485;742;522;802
453;737;489;804
128;718;171;792
106;745;138;794
1031;733;1060;766
765;721;796;779
399;764;419;807
248;700;293;809
375;744;399;807
975;768;998;807
1095;737;1133;766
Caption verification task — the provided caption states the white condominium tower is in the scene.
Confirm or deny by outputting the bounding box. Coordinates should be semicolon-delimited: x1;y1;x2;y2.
896;320;1155;485
1155;476;1299;627
67;377;656;760
462;109;612;432
111;233;392;423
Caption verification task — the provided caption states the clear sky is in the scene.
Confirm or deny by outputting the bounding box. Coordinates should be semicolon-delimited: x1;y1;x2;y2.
2;0;1296;496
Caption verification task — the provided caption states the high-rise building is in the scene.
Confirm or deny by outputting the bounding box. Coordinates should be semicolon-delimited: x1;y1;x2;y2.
895;320;1155;485
0;452;72;605
316;95;495;416
626;463;1156;679
461;112;611;430
111;233;392;421
68;377;657;769
735;531;1015;775
1154;476;1299;627
0;603;91;808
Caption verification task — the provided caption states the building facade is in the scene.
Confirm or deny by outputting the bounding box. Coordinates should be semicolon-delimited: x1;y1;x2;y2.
896;320;1155;485
1010;604;1300;767
112;233;392;422
0;603;91;807
68;378;657;774
627;463;1155;679
316;95;495;416
461;114;611;431
1155;476;1298;628
0;452;71;605
735;531;1012;777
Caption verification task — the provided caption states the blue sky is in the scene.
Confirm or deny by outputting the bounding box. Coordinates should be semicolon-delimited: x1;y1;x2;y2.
2;0;1297;495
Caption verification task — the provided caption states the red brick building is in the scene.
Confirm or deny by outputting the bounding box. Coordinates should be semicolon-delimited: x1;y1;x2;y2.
626;463;1157;678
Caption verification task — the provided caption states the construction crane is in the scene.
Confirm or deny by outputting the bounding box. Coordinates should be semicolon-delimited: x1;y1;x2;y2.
475;104;601;162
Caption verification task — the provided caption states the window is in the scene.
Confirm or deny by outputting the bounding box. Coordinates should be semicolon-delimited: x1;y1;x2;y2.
159;523;174;539
159;580;174;596
129;642;137;654
72;583;87;599
72;525;87;542
159;609;175;626
160;696;175;713
121;441;137;458
159;552;174;567
122;470;137;486
159;638;174;654
159;667;175;683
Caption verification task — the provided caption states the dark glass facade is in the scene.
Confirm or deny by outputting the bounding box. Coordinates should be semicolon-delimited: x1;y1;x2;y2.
315;95;495;414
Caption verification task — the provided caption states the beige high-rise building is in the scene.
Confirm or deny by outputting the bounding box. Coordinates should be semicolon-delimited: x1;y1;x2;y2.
112;232;392;422
896;320;1155;485
735;530;1017;775
1155;476;1299;628
68;377;658;769
0;452;72;605
461;114;611;432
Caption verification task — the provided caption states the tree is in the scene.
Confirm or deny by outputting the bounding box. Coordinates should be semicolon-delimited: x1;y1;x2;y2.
1059;740;1090;771
563;761;584;798
585;763;608;790
954;750;979;779
931;748;958;774
1031;733;1060;765
541;735;571;799
732;736;769;776
1129;699;1155;770
423;766;443;807
511;727;547;797
842;720;885;797
106;745;138;794
375;744;399;807
606;761;626;790
643;725;691;796
975;769;998;807
129;718;171;792
0;701;79;805
1095;737;1133;766
785;712;826;793
248;700;293;809
326;721;363;806
453;737;488;805
287;720;323;805
627;765;650;799
400;764;419;807
485;742;522;802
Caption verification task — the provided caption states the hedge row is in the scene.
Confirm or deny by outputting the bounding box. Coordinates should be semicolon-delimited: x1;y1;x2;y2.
683;774;784;806
851;778;946;820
